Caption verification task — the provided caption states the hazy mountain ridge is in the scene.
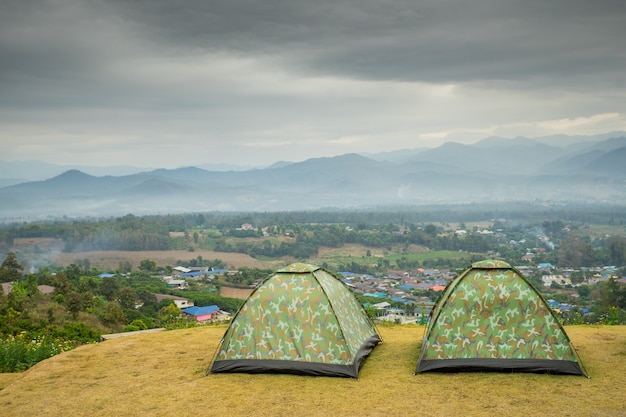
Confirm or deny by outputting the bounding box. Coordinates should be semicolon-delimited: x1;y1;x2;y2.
1;133;625;218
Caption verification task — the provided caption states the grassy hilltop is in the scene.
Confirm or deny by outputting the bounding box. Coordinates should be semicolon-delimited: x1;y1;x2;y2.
1;325;626;417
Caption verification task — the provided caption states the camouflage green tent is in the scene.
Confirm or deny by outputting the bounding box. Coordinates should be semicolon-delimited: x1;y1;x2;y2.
415;260;587;376
209;263;381;378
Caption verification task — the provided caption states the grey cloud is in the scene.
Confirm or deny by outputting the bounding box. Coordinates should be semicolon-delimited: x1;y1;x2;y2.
2;0;625;103
101;0;626;84
0;0;625;167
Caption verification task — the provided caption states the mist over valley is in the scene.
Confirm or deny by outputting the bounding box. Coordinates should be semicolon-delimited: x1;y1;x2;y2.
1;132;625;219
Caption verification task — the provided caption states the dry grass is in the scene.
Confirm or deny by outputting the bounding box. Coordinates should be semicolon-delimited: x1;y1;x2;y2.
11;238;268;270
315;243;429;259
54;250;266;270
12;237;64;251
1;325;625;417
219;286;254;299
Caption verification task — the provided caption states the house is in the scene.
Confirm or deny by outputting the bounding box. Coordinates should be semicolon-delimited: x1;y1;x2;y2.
1;282;56;295
154;294;194;309
363;292;388;298
38;285;55;295
371;301;391;310
397;284;419;291
172;266;191;274
165;279;188;289
182;305;221;322
386;270;409;280
179;271;207;279
542;274;572;287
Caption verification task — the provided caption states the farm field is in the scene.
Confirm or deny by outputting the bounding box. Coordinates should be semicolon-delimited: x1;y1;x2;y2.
219;286;254;299
312;244;470;270
10;238;270;270
1;325;625;417
12;237;460;275
54;250;267;270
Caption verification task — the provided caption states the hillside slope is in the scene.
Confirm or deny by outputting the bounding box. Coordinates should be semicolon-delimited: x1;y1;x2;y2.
1;325;625;417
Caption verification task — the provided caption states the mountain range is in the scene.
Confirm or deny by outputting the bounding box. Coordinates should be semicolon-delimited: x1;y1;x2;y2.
1;132;625;219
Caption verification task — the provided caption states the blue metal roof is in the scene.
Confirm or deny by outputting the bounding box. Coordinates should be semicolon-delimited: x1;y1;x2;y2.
398;284;418;290
180;271;205;277
182;305;220;316
363;292;388;298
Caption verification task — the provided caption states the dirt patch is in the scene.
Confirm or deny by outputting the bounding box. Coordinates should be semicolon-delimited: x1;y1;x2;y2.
316;244;375;258
316;243;428;259
220;287;254;300
53;250;266;270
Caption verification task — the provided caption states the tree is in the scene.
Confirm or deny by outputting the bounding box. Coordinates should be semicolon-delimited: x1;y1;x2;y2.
65;264;82;285
77;276;98;293
606;235;626;266
117;287;138;310
118;260;132;274
52;271;74;295
65;292;83;319
103;301;126;326
556;234;595;268
139;259;156;272
159;303;182;325
24;274;40;296
99;277;120;301
577;285;591;298
0;252;23;282
6;281;28;312
424;224;438;236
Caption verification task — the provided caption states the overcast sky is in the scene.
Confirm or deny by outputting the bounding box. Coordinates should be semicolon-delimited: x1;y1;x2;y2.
1;0;625;168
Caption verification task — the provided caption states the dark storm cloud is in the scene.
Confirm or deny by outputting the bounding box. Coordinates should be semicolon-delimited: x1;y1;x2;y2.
102;0;626;84
2;0;624;104
0;0;625;167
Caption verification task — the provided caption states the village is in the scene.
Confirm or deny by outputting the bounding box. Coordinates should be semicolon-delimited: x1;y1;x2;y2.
156;261;625;326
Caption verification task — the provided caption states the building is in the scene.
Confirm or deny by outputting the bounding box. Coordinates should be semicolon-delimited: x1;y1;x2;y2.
153;294;194;309
182;305;221;322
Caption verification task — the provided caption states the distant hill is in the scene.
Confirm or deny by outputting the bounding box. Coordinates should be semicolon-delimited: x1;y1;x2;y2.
1;133;626;219
0;161;153;183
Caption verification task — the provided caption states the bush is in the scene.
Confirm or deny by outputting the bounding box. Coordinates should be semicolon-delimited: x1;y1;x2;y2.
0;333;77;372
51;322;100;344
124;319;148;332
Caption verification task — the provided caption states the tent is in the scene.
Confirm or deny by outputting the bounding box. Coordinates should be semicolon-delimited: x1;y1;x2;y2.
415;260;587;376
209;263;381;378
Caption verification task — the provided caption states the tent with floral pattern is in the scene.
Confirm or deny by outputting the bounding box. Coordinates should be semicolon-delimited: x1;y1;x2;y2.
209;263;381;378
415;260;587;376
